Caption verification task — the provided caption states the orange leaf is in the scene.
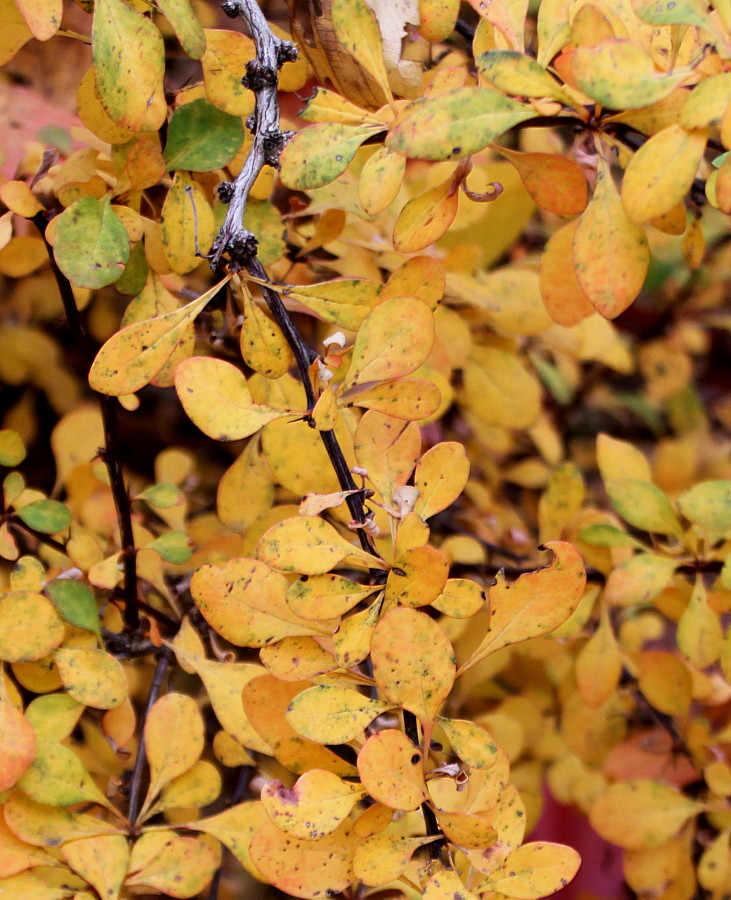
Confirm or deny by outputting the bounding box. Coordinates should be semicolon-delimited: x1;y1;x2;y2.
498;148;587;216
459;542;587;673
357;729;427;810
0;700;35;791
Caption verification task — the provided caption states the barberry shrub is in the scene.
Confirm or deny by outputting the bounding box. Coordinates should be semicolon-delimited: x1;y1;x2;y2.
0;0;730;899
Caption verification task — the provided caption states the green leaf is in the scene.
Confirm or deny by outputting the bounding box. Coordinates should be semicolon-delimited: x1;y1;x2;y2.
279;123;384;190
579;524;646;549
677;480;731;534
135;482;185;509
244;200;285;266
163;98;245;172
385;87;538;161
147;531;194;564
605;479;683;537
0;429;26;467
46;579;101;639
53;197;130;290
17;500;72;534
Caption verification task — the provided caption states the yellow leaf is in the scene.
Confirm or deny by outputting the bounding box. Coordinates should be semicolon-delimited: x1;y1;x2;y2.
371;607;456;727
243;675;357;776
286;573;380;620
437;716;498;768
258;515;385;574
572;39;689;109
621;125;708;224
590;780;701;849
299;87;386;126
333;599;382;668
285;684;391;744
413;441;469;520
250;819;354;900
460;542;587;673
597;432;652;482
536;0;571;66
260;635;337;681
160;172;215;275
463;345;542;427
201;29;255;116
272;278;382;331
62;835;129;900
185;801;267;881
175;357;295;441
92;0;166;131
636;650;692;716
385;545;450;607
3;793;121;847
573;156;650;319
354;411;421;507
0;0;33;65
341;296;434;392
261;769;364;839
698;830;730;891
353;832;440;886
357;729;427;810
539;219;595;327
0;814;56;877
0;592;64;662
423;866;480;900
393;174;460;253
680;73;731;129
385;87;538;161
603;553;677;606
436;810;498;850
575;606;622;708
126;832;221;898
0;700;35;791
149;760;222;815
237;281;293;380
332;0;393;104
633;0;708;27
359;147;406;215
431;578;486;618
676;576;723;668
497;148;587;217
89;277;229;395
53;648;127;710
142;693;204;811
0;181;44;217
487;842;581;898
190;556;328;647
217;440;274;533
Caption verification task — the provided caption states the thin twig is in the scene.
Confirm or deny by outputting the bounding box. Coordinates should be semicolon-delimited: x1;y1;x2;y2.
209;0;378;557
128;645;173;827
33;210;141;632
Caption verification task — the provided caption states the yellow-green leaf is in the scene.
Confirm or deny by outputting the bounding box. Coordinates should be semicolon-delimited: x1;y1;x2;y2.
677;480;731;533
126;832;221;898
680;74;731;129
477;51;575;106
437;716;498;768
286;573;379;620
386;87;538;161
332;0;392;103
605;478;682;536
3;792;121;847
676;577;723;668
53;197;130;290
285;684;391;744
353;832;440;886
18;742;115;810
572;39;689;110
276;278;381;331
160;171;216;273
92;0;166;131
280;123;384;190
158;0;206;58
185;801;267;881
54;648;127;709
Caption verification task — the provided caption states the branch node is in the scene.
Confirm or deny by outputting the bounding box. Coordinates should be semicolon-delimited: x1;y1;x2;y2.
220;0;239;18
217;181;234;204
277;41;298;67
242;59;278;91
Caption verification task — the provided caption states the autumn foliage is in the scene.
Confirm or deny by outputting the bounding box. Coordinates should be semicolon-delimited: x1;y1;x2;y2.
0;0;730;898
